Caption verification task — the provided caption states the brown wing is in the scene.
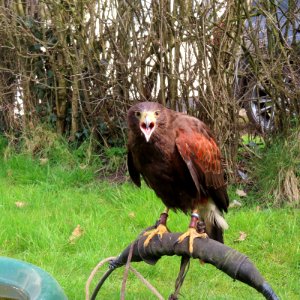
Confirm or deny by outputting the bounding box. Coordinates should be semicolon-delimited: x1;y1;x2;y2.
175;125;229;213
127;150;141;187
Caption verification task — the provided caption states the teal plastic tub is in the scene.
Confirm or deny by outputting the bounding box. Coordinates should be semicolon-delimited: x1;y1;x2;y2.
0;257;67;300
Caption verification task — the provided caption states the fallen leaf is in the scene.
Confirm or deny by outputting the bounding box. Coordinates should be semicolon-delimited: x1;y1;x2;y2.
128;212;135;218
237;170;248;180
69;224;84;244
39;158;49;165
236;189;247;197
15;201;27;208
229;200;242;208
234;231;247;242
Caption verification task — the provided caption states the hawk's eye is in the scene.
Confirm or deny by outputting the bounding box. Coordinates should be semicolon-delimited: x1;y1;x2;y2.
154;111;160;117
135;111;141;118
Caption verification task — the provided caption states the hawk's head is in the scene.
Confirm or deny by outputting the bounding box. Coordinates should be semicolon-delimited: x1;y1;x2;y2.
127;102;166;142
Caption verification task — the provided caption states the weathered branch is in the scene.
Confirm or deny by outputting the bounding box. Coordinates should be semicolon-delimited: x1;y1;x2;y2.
92;227;279;300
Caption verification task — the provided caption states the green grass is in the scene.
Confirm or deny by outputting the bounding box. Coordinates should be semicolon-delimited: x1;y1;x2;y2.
0;148;299;299
249;130;300;206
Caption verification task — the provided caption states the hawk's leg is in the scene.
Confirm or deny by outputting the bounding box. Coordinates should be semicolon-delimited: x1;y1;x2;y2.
177;209;208;253
144;207;169;247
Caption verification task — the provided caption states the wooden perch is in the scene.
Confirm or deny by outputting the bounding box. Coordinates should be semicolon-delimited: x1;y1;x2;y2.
91;227;279;300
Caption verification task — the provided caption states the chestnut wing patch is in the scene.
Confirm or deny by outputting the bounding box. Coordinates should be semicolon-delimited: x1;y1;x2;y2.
175;130;224;191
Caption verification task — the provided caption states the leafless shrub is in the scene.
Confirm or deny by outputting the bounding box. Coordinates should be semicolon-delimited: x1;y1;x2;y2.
0;0;299;180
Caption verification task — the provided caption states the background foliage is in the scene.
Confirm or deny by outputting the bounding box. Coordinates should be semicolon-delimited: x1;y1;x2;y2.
0;2;299;297
0;0;299;181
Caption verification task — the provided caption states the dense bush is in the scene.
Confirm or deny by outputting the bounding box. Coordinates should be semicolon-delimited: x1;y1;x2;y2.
0;0;299;180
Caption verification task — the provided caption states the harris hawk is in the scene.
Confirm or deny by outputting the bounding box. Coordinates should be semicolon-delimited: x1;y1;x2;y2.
127;101;229;252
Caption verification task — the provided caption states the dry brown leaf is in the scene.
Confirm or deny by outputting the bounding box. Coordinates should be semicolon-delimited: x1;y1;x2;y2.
229;200;242;208
69;224;84;244
15;201;27;208
128;212;135;218
39;158;49;165
234;231;247;242
236;189;247;197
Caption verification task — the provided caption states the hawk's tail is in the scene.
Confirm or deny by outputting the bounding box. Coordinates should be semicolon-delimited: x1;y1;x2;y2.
201;199;228;244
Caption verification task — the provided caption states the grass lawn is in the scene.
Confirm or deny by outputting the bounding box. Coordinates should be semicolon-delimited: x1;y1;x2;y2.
0;153;299;299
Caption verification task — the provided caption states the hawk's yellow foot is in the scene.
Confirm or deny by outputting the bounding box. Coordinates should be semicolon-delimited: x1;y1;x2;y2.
177;227;208;253
143;224;169;247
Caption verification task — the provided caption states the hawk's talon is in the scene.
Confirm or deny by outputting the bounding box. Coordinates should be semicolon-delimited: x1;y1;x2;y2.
177;227;208;253
143;224;169;247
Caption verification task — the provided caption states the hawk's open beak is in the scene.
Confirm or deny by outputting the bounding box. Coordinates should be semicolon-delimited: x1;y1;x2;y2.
140;113;156;142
